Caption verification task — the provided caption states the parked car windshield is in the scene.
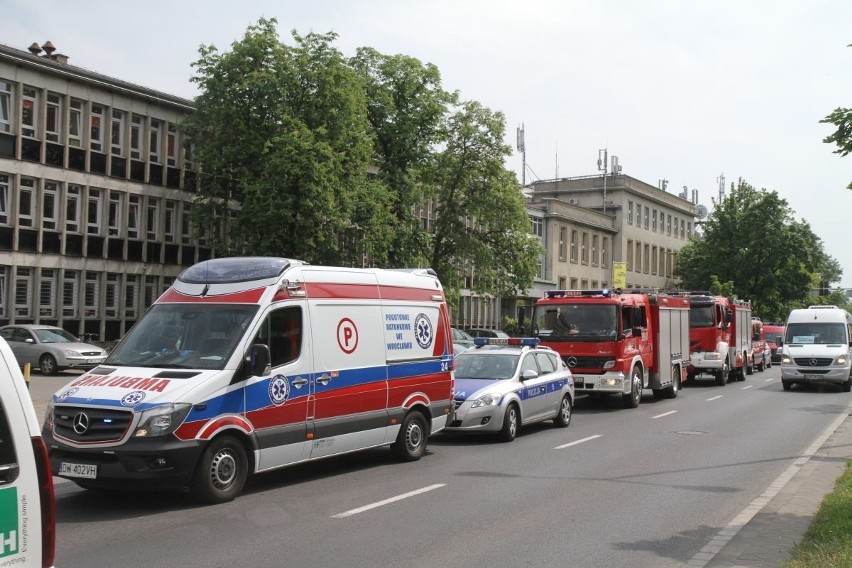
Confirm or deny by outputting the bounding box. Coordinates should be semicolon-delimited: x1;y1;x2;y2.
785;323;847;345
454;353;519;380
106;303;259;370
533;304;618;341
34;328;79;343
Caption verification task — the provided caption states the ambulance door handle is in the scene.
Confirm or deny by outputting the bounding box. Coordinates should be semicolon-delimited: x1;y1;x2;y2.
316;373;332;386
292;377;308;389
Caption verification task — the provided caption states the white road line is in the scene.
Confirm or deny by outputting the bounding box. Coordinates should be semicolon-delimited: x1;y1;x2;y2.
554;434;602;449
652;410;678;419
765;378;773;382
741;385;753;390
706;395;723;401
331;483;446;518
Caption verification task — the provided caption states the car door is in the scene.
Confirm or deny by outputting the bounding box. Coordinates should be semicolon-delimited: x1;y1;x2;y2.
535;351;564;413
8;328;37;367
519;352;550;421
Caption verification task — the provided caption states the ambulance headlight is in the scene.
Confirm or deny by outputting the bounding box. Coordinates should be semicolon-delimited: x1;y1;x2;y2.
781;354;792;364
470;393;501;408
835;354;848;365
134;403;192;437
704;353;722;361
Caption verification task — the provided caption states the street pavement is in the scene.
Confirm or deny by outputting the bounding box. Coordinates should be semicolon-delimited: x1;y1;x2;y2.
25;369;852;567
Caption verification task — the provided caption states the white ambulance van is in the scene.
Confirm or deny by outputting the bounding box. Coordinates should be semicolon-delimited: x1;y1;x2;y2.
42;257;455;503
780;305;852;392
0;337;55;567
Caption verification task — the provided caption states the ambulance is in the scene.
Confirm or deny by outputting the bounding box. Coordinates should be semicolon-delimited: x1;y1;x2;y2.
42;257;455;503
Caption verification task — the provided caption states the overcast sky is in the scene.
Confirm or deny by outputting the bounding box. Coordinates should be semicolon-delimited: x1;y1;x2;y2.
6;0;852;286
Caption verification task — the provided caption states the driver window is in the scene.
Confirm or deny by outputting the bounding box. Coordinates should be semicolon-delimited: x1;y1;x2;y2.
255;306;302;368
521;354;539;376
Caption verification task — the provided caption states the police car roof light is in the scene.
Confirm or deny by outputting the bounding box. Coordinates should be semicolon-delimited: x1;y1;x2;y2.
473;337;539;347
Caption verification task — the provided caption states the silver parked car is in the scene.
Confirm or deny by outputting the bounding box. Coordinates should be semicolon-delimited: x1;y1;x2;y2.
446;337;574;442
0;324;107;375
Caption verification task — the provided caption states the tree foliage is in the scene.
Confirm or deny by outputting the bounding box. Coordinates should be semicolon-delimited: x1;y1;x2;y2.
676;179;841;321
821;43;852;190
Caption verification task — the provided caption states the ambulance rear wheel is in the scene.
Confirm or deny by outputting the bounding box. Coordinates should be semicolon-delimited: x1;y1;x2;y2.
191;435;248;504
623;367;642;408
391;410;428;461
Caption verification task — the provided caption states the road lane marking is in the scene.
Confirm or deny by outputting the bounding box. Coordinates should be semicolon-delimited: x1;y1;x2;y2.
765;378;773;382
554;434;602;449
706;395;723;401
652;410;678;419
331;483;446;518
741;385;753;390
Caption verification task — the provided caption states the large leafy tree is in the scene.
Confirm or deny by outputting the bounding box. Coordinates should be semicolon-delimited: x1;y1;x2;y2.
183;18;393;265
426;100;542;305
821;43;852;190
676;179;841;321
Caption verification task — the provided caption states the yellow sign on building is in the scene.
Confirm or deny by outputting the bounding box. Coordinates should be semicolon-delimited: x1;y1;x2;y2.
613;262;627;289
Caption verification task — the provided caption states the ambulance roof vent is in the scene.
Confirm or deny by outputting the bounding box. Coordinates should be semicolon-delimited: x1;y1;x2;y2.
179;257;293;284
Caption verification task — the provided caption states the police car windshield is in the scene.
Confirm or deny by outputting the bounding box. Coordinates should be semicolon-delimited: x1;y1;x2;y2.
106;304;259;370
454;353;519;380
533;304;618;341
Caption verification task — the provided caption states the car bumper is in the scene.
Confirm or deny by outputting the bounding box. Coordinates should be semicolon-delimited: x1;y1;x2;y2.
689;353;725;371
572;371;627;394
445;403;504;433
781;366;851;385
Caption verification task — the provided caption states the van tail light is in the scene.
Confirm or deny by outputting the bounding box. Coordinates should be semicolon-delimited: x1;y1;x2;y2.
31;436;56;568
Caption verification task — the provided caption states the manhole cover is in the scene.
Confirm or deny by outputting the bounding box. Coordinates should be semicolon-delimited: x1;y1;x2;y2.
672;430;708;435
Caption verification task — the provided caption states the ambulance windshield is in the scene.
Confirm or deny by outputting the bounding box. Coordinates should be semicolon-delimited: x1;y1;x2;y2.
533;304;618;341
106;304;259;370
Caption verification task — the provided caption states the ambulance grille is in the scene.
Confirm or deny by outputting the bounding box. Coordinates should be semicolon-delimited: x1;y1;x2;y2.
52;405;133;443
793;357;834;367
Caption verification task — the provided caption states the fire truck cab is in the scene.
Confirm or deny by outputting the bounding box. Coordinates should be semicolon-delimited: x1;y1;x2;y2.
686;293;753;385
524;289;689;409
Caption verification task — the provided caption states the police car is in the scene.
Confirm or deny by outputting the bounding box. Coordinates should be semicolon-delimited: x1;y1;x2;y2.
446;338;574;442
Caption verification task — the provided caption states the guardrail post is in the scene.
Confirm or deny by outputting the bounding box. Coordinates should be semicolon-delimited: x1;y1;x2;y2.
24;361;31;389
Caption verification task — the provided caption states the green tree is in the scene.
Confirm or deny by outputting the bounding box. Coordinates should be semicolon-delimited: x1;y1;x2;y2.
426;100;542;306
821;43;852;190
350;48;456;266
183;18;393;264
676;179;841;321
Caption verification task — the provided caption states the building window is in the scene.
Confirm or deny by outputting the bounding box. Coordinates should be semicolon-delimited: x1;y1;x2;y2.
687;222;693;238
626;239;633;272
167;123;178;166
108;191;122;237
680;219;686;239
0;80;12;134
667;214;672;236
66;184;80;233
111;109;126;157
558;226;566;260
130;115;143;160
627;201;633;224
591;235;599;266
144;275;159;309
39;269;56;317
558;277;566;289
644;206;649;229
128;195;140;240
570;229;578;262
19;177;35;228
659;248;666;276
68;99;83;147
146;197;159;240
652;210;658;232
529;215;543;237
0;173;8;225
635;241;642;273
90;104;104;152
15;267;32;318
84;271;99;318
21;86;38;138
87;188;102;235
150;119;162;163
164;200;177;243
581;279;589;289
644;244;651;274
43;180;59;231
602;237;609;268
124;274;139;319
181;203;193;244
46;92;62;143
581;232;589;264
570;278;578;289
62;270;79;318
652;246;658;275
105;273;120;318
0;267;8;318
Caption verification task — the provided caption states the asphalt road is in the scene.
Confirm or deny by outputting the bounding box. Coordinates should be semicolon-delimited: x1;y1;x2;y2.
28;365;852;568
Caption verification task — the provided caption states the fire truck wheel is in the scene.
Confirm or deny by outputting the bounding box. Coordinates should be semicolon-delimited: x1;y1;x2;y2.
191;435;248;504
757;358;765;372
391;410;428;461
715;363;728;386
622;367;642;408
498;403;519;442
553;395;572;427
746;357;754;376
658;365;680;399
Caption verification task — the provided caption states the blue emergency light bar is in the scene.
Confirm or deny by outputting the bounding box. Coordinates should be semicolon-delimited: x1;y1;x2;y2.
473;337;540;347
546;289;612;298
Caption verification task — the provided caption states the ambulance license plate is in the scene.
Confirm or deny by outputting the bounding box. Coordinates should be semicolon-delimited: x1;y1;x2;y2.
59;462;97;479
802;374;821;380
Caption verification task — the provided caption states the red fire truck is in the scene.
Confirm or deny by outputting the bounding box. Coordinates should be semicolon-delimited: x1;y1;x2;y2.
522;289;690;408
685;293;753;385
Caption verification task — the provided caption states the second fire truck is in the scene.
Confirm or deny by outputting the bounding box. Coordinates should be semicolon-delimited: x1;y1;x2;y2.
684;293;753;385
522;289;690;408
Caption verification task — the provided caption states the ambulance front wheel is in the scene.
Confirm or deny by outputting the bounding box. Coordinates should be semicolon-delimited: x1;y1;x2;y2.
391;410;428;461
191;435;249;504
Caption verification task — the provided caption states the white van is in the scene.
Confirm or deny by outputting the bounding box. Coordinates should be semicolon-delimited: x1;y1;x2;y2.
0;337;55;567
780;305;852;392
43;257;455;503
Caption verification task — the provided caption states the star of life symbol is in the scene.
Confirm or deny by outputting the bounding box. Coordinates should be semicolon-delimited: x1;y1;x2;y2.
121;390;146;407
269;375;290;406
57;387;79;402
414;313;433;349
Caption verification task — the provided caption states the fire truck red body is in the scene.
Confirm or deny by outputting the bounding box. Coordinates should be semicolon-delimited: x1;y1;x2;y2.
526;289;690;408
686;293;753;385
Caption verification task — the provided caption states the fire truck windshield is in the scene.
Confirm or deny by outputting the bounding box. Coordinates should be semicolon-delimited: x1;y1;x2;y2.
533;304;618;341
690;305;714;327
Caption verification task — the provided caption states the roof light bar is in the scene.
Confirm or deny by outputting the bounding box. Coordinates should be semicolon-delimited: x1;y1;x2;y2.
473;337;539;347
546;289;612;298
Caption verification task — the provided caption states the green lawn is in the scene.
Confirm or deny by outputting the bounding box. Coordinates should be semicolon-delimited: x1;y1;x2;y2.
783;461;852;568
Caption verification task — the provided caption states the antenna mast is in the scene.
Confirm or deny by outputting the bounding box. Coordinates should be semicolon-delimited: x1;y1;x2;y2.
516;124;526;187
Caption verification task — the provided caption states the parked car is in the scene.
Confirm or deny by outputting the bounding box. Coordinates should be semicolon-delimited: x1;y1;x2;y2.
452;327;475;349
0;336;56;567
465;328;510;339
446;337;574;442
0;324;108;375
764;323;784;363
453;342;472;356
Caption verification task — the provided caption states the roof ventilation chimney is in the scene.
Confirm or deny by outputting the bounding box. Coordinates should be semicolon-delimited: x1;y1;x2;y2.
28;42;42;55
42;41;56;55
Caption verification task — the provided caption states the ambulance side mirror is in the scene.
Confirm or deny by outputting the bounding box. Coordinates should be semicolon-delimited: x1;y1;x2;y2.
247;344;271;376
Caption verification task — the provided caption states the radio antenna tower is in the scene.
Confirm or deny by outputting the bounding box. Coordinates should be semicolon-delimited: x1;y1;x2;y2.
517;124;526;187
716;173;725;204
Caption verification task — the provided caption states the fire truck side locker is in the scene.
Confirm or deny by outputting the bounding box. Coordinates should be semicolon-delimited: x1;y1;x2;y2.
648;294;690;399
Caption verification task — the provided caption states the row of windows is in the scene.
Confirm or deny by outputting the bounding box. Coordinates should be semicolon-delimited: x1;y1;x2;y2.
625;240;677;278
556;277;609;290
556;226;610;268
626;200;692;239
0;78;191;166
0;265;172;321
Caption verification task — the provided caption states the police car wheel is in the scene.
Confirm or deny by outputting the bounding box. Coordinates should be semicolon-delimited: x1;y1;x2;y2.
391;410;427;461
553;395;572;427
498;403;519;442
191;435;248;504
